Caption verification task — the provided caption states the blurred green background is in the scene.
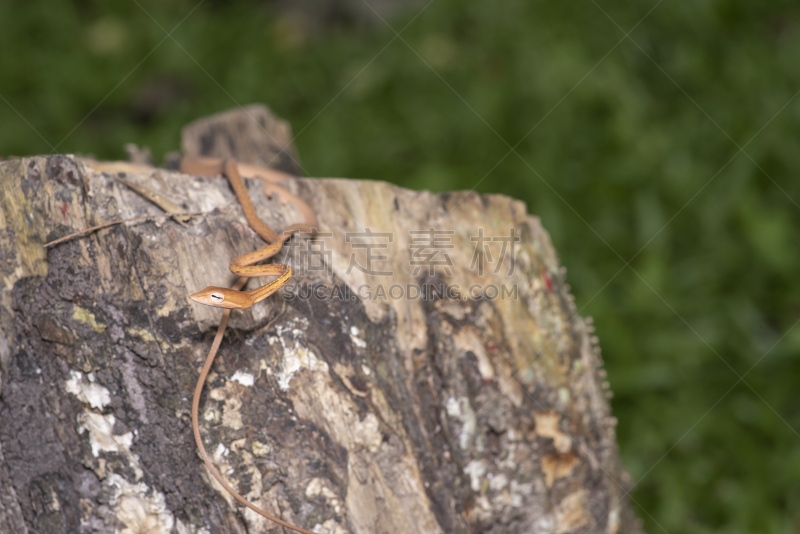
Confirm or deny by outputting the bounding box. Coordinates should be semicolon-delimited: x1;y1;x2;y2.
2;0;800;531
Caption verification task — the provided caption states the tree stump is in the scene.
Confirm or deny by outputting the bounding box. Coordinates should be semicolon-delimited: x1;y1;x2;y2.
180;104;302;176
0;152;643;533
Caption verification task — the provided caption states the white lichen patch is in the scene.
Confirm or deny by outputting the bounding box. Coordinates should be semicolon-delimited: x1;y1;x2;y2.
349;326;367;349
464;460;486;492
488;472;508;491
251;440;271;457
275;322;329;391
351;413;383;451
66;368;158;527
66;369;142;481
203;407;220;424
176;519;210;534
230;370;254;387
78;412;131;455
77;412;143;481
305;478;343;515
312;518;349;534
208;381;245;430
470;494;493;522
446;396;477;450
213;443;230;463
509;479;534;507
65;370;111;409
106;473;175;534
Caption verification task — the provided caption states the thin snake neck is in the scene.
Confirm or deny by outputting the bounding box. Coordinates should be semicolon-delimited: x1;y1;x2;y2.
244;266;292;305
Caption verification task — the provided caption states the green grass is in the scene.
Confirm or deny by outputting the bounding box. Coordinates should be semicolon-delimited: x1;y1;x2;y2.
2;0;800;531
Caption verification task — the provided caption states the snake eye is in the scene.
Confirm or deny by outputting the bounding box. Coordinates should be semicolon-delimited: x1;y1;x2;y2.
210;292;224;302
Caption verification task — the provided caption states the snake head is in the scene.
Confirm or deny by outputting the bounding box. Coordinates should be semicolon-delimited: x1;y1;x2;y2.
190;286;239;309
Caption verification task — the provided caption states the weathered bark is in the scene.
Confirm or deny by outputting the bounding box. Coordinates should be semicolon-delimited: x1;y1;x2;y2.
0;151;643;532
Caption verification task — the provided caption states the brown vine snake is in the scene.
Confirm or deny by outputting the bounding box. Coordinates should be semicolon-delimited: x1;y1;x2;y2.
184;158;316;534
